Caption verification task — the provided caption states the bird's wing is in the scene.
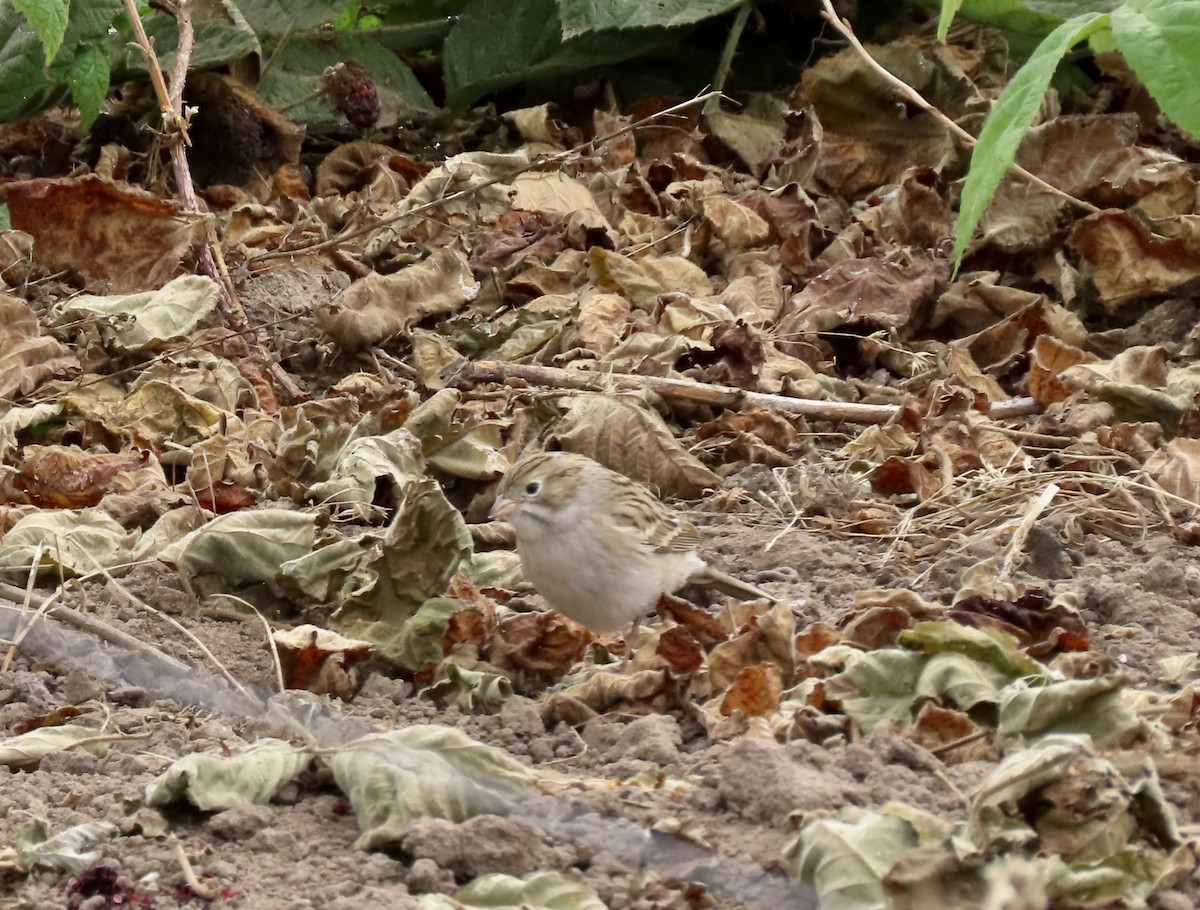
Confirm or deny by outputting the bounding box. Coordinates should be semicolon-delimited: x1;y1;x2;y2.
610;483;701;554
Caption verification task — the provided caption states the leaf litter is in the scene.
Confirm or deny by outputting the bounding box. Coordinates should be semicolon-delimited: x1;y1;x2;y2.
2;10;1200;910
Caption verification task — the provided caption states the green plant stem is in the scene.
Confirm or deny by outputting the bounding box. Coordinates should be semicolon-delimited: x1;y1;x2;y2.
818;0;1096;216
713;1;754;94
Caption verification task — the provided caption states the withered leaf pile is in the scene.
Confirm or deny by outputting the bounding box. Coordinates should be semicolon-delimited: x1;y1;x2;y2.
2;16;1200;909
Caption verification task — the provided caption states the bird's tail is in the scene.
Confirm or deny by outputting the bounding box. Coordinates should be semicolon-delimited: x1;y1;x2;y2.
693;567;777;604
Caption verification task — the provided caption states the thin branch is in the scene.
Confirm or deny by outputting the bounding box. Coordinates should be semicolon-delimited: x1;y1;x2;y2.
123;0;251;336
817;0;1098;215
121;0;173;119
444;359;1040;425
713;1;754;94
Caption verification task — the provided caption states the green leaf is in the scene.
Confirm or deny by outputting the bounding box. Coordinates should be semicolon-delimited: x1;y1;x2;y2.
899;620;1042;678
420;663;514;712
951;11;1111;273
0;725;115;770
10;0;69;63
145;739;313;811
356;596;464;670
324;726;540;849
916;651;1010;711
0;2;68;120
923;0;1116;52
557;0;742;39
8;820;118;874
233;0;346;36
1112;0;1200;140
997;674;1139;746
937;0;965;41
160;510;320;588
446;871;608;910
0;508;133;576
66;42;110;131
56;275;221;351
782;808;918;909
444;0;672;108
257;31;433;131
109;2;260;81
830;649;926;733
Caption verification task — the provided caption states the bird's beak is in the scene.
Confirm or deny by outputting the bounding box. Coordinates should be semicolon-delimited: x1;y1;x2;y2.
490;494;517;521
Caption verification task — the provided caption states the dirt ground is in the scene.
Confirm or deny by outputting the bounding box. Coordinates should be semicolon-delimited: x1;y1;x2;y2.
2;464;1199;910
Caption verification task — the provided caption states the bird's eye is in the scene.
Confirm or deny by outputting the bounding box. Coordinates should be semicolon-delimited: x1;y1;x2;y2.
524;480;541;496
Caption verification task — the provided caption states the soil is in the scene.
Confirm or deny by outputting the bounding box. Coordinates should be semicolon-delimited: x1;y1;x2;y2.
3;478;1199;910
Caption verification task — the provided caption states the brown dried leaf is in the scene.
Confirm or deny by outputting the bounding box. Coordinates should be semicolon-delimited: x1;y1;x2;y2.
795;44;961;196
657;594;731;647
0;175;207;292
777;256;941;340
1071;209;1200;311
1144;438;1200;509
947;589;1091;657
3;446;162;508
719;663;783;718
320;249;480;350
1028;336;1096;406
795;621;841;661
490;611;591;674
315;142;427;196
838;424;917;464
656;625;704;674
550;394;721;498
910;703;991;763
12;705;87;735
573;292;631;354
699;196;770;249
272;624;372;699
587;247;712;310
840;606;913;649
932;272;1046;337
541;670;674;725
442;574;499;653
963;299;1086;374
855;167;954;248
0;295;75;398
708;601;795;690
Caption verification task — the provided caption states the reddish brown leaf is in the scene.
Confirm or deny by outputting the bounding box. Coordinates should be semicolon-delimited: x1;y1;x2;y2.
656;625;704;674
491;611;591;674
0;175;206;292
4;447;157;508
720;663;782;718
948;590;1091;658
12;705;86;735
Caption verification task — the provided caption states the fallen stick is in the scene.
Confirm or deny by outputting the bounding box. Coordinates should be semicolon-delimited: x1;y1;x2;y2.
444;359;1040;425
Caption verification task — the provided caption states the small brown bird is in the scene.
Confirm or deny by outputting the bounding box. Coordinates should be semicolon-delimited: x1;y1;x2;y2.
489;451;774;634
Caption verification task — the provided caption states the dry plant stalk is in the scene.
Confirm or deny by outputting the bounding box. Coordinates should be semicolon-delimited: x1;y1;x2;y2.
448;358;1040;426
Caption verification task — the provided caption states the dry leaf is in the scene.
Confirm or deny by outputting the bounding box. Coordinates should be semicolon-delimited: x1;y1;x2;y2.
550;394;721;498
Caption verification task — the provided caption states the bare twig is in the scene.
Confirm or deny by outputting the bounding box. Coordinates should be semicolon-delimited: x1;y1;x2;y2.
120;0;174;122
0;544;46;673
122;0;254;338
997;482;1059;581
251;90;725;263
0;583;190;676
171;836;219;900
817;0;1098;215
445;358;1040;425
